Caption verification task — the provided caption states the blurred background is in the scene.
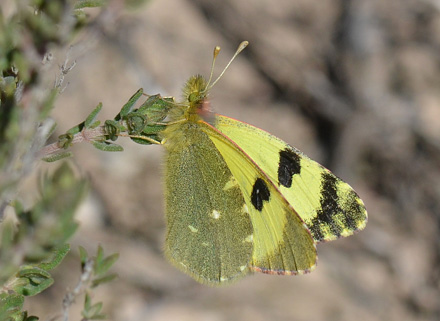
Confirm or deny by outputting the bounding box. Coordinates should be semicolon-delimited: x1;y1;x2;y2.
11;0;440;320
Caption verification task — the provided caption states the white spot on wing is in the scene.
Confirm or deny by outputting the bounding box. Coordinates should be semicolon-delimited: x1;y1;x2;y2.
211;209;221;219
188;225;198;233
244;234;253;243
242;204;249;214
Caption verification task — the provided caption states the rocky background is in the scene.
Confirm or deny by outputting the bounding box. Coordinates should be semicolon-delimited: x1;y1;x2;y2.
16;0;440;320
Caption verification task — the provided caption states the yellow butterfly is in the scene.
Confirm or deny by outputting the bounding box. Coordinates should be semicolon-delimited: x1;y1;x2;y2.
150;41;367;285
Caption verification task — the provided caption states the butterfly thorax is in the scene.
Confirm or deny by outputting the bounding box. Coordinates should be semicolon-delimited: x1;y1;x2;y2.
161;75;213;151
182;74;212;120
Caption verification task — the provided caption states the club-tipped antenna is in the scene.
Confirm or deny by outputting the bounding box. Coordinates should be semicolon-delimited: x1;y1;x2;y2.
205;46;221;90
203;41;249;93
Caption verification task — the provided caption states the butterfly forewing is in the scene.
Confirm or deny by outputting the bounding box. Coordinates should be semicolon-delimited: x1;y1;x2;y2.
164;122;253;285
200;121;317;275
214;115;367;243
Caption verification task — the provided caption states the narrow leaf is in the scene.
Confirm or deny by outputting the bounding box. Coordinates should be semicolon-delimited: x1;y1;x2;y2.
117;88;143;119
38;244;70;271
74;0;108;9
42;151;73;162
84;103;103;128
92;141;123;152
79;246;88;268
94;253;119;276
91;273;118;288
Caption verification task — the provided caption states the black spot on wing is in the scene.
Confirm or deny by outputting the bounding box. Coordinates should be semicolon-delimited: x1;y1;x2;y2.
319;173;339;223
309;172;343;240
343;189;367;230
251;178;270;211
278;148;301;188
309;221;324;241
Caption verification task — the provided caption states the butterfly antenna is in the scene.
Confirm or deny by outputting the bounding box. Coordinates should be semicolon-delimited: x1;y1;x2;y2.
205;46;221;90
204;41;249;92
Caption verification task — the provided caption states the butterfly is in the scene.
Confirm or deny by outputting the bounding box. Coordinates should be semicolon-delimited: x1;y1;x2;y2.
144;41;367;285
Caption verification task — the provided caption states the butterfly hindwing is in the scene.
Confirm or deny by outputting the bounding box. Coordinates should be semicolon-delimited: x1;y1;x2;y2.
164;122;253;285
200;121;317;275
214;115;367;243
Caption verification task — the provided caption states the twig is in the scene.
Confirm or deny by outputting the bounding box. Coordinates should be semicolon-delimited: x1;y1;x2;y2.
62;258;94;321
54;47;77;93
38;126;106;159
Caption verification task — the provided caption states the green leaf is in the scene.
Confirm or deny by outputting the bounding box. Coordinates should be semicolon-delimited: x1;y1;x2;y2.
96;245;104;263
91;273;117;288
84;103;102;128
0;293;25;321
88;120;101;129
142;124;166;135
38;244;70;271
91;141;123;152
17;267;51;280
84;292;92;310
0;293;24;313
117;88;143;119
79;246;88;269
12;267;54;296
74;0;108;9
12;51;31;84
0;213;15;251
88;301;103;316
41;151;73;162
125;0;152;9
138;94;173;123
125;112;147;135
94;252;119;276
82;293;106;320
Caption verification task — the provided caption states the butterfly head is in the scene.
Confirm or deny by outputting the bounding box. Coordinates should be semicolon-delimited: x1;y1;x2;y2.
179;41;249;122
183;74;208;108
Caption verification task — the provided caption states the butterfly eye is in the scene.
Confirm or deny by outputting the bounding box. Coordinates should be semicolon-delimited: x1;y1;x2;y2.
188;92;200;103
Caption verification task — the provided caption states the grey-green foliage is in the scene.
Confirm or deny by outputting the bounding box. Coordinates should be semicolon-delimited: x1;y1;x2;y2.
44;89;174;158
39;88;174;160
0;0;92;217
0;0;128;320
0;163;86;321
78;246;119;320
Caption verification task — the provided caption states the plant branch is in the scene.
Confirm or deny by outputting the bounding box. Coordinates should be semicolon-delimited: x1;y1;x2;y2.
38;126;106;159
62;258;94;321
